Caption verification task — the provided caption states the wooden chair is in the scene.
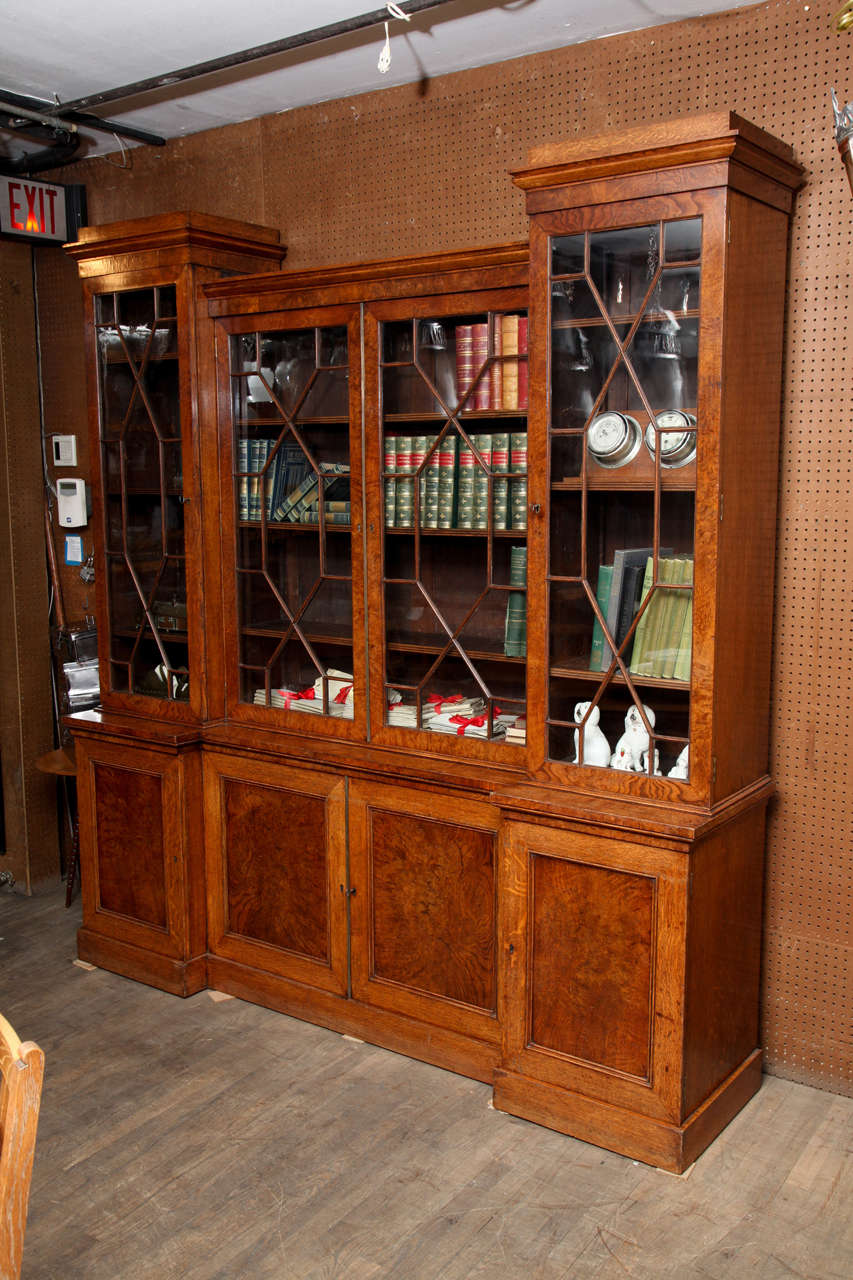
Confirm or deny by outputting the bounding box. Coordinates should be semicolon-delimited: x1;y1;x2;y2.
0;1014;44;1280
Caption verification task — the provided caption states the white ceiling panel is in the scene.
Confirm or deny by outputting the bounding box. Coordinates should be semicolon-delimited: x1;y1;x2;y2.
0;0;763;164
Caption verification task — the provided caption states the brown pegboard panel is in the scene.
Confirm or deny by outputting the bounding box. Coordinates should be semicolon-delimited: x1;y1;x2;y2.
34;246;95;627
50;0;852;1093
0;241;60;888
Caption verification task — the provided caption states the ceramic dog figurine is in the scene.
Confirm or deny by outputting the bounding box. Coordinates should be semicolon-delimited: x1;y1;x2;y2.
572;701;611;767
610;703;656;771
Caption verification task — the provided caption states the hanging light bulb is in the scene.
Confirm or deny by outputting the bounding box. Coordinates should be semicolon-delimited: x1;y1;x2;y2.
378;3;411;75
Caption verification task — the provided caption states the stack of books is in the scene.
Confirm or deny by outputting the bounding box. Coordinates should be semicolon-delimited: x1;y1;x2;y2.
272;463;350;523
504;714;527;747
386;701;420;728
251;669;355;716
504;545;527;657
299;501;350;524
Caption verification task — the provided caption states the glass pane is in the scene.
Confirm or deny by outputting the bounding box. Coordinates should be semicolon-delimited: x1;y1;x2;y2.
230;323;354;720
379;305;528;742
546;219;700;782
97;282;187;704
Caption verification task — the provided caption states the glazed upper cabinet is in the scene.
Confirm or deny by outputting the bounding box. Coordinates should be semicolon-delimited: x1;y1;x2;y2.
214;302;367;740
207;247;530;754
512;112;803;806
68;212;285;722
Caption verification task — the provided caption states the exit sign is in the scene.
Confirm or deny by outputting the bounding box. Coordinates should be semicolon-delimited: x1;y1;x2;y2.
0;177;86;244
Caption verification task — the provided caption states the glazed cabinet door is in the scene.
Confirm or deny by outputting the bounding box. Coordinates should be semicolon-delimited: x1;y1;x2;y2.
498;819;688;1125
527;200;722;801
203;752;348;996
349;779;501;1069
76;734;205;995
215;305;366;740
90;274;197;717
363;290;530;760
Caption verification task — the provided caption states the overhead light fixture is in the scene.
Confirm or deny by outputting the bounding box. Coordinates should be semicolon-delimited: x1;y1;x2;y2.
378;2;412;74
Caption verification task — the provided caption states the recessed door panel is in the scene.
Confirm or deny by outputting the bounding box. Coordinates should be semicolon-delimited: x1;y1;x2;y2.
205;755;348;995
349;780;500;1045
530;854;654;1078
501;820;687;1121
223;780;329;961
94;762;167;928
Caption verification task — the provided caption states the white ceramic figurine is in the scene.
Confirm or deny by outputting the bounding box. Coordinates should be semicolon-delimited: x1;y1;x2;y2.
572;701;611;767
668;745;689;779
640;747;662;776
610;703;656;771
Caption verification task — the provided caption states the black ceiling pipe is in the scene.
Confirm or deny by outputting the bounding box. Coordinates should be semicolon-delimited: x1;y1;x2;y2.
0;88;166;147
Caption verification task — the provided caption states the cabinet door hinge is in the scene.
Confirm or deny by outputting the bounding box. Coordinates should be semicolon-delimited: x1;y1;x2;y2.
711;757;717;783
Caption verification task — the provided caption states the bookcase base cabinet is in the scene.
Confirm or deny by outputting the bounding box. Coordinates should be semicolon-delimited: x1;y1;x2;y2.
494;799;768;1172
73;725;206;998
202;753;502;1084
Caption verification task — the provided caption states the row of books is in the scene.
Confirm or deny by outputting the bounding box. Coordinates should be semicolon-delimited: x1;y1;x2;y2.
456;315;529;412
384;432;527;530
237;439;309;523
589;548;693;680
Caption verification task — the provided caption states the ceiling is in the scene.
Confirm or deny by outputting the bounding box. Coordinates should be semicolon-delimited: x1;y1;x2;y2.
0;0;762;166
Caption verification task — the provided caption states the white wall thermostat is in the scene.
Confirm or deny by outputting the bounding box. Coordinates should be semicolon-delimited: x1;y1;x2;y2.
57;477;88;527
52;434;77;466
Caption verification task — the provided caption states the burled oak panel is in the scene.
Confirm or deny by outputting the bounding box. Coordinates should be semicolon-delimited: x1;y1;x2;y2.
369;808;496;1013
223;779;329;962
530;854;655;1079
94;762;167;927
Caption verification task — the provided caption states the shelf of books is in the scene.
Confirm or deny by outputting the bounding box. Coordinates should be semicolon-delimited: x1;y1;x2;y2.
374;306;529;750
546;217;700;783
94;283;190;702
227;314;364;731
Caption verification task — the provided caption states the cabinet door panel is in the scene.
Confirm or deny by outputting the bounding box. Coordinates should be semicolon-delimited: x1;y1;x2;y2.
501;820;686;1121
94;762;167;928
222;780;329;961
529;855;654;1079
204;754;348;995
350;781;500;1045
77;738;201;965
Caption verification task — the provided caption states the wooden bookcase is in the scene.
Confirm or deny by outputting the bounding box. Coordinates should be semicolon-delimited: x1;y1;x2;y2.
66;213;285;992
67;115;802;1170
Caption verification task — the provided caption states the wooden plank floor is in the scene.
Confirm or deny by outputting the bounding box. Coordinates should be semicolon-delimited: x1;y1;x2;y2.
2;886;851;1280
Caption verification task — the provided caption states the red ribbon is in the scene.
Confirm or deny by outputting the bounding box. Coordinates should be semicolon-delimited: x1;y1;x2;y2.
276;687;315;708
427;693;464;713
449;713;488;736
333;684;353;704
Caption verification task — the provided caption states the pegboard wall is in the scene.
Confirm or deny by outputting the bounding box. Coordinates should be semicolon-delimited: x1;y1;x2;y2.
41;0;853;1093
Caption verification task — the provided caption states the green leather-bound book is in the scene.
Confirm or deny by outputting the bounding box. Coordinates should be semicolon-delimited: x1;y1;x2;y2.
589;563;614;670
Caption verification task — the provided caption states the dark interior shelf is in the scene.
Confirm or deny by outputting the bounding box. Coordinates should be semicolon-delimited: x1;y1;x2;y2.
383;410;528;423
550;309;700;330
238;521;352;532
550;664;689;691
385;636;525;663
385;526;527;537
